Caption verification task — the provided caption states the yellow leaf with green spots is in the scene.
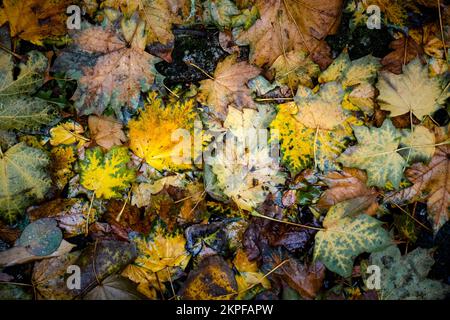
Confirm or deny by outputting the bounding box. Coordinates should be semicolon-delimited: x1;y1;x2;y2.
319;51;380;88
79;146;136;199
337;119;406;189
377;58;448;120
313;197;392;278
399;125;436;163
270;82;355;174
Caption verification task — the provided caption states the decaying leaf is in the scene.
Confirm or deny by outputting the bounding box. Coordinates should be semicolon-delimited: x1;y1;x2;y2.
387;145;450;233
270;82;354;174
88;115;126;150
178;255;238;300
369;246;450;300
80;146;136;199
338;119;406;189
54;14;160;116
313;197;391;277
197;54;260;121
0;0;71;45
50;145;77;190
234;0;343;67
0;51;56;130
49;121;86;147
0;143;51;223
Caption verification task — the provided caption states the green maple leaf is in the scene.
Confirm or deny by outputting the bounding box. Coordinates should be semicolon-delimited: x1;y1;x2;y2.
0;143;51;223
377;58;449;120
0;50;57;130
337;119;406;189
369;246;450;300
79;146;136;199
313;197;391;278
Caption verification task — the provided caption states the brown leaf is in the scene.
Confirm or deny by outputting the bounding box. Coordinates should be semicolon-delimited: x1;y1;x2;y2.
317;168;379;215
88;115;126;150
197;54;260;120
387;145;450;233
0;221;20;244
235;0;343;67
178;255;238;300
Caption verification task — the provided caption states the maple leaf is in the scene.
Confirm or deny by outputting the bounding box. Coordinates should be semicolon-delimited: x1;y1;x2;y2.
269;51;320;90
313;197;392;277
79;146;136;199
399;125;436;163
88;115;126;150
0;51;56;130
337;119;406;189
0;0;71;45
197;54;260;121
128;92;198;171
270;82;354;174
102;0;186;60
377;58;449;120
49;121;87;147
207;107;285;211
317;168;378;213
387;145;449;233
53;14;160;116
234;0;343;67
0;143;51;223
369;245;450;299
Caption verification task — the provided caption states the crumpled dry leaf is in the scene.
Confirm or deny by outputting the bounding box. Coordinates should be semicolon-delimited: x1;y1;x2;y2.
88;115;126;150
197;54;260;121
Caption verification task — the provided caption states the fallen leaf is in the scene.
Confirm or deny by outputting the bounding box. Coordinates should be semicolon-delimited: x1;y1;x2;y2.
234;0;342;67
49;121;86;147
387;145;450;233
197;54;260;120
88;115;126;150
313;197;391;277
80;146;136;199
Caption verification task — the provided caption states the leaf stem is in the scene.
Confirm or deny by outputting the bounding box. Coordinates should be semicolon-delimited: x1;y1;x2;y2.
85;191;95;236
185;60;214;80
0;43;24;61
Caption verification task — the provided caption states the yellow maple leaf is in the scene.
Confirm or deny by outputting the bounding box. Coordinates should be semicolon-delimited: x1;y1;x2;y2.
0;0;71;45
50;122;88;147
233;249;270;299
79;146;136;199
270;82;356;174
128;92;198;171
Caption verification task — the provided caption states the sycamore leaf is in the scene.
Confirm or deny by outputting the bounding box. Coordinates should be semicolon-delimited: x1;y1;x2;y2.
270;82;354;174
0;51;56;130
313;197;391;277
0;0;71;45
337;119;406;189
234;0;342;67
79;146;136;199
377;58;448;120
203;0;240;29
0;143;51;223
208;107;285;211
369;246;450;300
128;92;198;171
269;51;320;90
319;51;380;87
399;125;436;163
49;121;86;147
88;115;126;150
197;54;260;121
102;0;184;60
387;145;450;233
53;14;159;117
